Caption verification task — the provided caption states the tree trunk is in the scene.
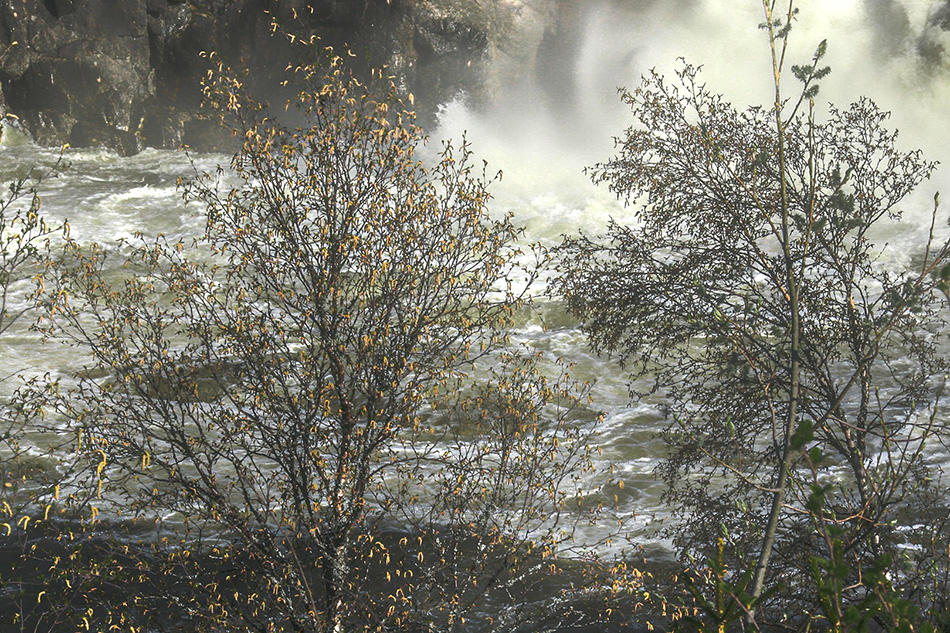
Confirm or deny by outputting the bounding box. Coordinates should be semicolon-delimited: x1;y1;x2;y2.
321;542;348;633
748;0;801;624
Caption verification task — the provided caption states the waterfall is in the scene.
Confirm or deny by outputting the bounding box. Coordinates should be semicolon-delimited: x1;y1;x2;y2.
436;0;950;239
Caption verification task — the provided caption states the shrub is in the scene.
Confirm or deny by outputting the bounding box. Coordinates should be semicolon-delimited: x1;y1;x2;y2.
555;1;950;627
47;47;614;632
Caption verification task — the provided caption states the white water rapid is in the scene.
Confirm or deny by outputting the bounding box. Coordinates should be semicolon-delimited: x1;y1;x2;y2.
1;0;949;551
433;0;950;545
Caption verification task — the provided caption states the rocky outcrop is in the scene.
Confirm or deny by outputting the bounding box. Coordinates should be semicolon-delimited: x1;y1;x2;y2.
0;0;562;153
0;0;153;153
917;0;950;68
934;0;950;29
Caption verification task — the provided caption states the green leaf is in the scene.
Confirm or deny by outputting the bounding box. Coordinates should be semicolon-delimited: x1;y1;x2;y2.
790;419;814;451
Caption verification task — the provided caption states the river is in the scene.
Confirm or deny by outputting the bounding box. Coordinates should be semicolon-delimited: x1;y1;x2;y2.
2;0;949;555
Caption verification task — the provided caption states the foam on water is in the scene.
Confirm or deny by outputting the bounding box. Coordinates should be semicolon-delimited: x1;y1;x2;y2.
431;0;950;547
435;0;950;244
0;117;33;149
0;0;948;552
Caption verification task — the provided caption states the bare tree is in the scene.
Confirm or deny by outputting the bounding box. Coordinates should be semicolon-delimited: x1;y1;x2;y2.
556;1;950;627
47;48;622;632
0;155;83;632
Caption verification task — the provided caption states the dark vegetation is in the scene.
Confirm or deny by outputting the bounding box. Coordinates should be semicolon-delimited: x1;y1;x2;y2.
2;1;950;631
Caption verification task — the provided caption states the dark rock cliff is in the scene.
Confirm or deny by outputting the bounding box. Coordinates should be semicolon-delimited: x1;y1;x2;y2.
1;0;949;154
0;0;531;153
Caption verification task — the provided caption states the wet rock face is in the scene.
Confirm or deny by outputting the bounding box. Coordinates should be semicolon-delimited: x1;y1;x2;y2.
4;0;944;154
935;0;950;29
915;0;950;68
0;0;152;154
0;0;563;153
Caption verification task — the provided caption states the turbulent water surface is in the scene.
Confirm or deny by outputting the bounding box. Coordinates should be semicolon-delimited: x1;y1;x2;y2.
3;0;950;552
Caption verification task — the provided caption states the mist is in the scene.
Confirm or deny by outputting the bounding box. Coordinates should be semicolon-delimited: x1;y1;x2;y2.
435;0;950;237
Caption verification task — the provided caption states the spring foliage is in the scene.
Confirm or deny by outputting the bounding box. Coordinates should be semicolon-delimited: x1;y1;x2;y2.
42;48;613;632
